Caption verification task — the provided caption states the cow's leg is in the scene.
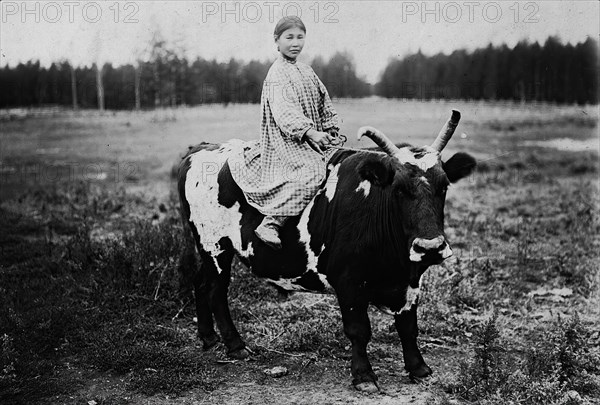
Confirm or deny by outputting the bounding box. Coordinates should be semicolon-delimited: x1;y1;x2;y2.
333;269;378;393
394;303;432;380
193;270;219;350
201;240;249;359
187;226;246;357
179;226;219;350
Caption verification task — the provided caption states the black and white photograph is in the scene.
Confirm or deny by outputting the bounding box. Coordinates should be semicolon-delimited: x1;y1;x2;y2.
1;1;599;403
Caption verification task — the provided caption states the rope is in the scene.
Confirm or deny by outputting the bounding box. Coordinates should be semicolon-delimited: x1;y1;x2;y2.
326;145;366;152
307;133;371;153
326;133;368;153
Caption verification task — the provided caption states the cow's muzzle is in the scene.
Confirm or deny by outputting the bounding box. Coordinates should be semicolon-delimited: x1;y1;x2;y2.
409;236;453;263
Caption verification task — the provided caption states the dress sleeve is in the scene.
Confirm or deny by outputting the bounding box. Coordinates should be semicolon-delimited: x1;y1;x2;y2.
316;74;339;131
264;67;314;142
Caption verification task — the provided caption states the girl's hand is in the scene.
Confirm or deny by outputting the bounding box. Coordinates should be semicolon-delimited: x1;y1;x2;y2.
305;129;334;149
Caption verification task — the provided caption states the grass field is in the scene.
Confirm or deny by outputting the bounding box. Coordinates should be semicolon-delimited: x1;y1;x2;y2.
1;99;599;404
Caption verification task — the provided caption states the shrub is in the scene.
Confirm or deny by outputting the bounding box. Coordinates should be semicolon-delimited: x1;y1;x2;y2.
450;312;600;404
454;311;510;400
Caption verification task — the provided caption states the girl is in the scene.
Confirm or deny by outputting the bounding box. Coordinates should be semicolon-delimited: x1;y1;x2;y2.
230;16;340;249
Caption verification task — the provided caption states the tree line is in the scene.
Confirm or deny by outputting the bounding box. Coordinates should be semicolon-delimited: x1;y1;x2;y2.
377;37;598;105
0;37;371;110
0;36;597;109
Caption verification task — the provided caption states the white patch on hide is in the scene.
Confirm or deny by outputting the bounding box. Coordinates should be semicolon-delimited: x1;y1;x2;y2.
212;243;224;257
297;193;333;292
267;269;332;293
441;243;453;259
409;249;425;262
414;236;444;250
355;180;371;197
239;242;254;259
394;147;439;171
419;176;429;186
185;140;246;273
297;194;320;272
400;286;420;313
410;236;448;262
376;286;420;316
376;306;397;316
324;164;340;202
318;273;333;291
267;277;312;292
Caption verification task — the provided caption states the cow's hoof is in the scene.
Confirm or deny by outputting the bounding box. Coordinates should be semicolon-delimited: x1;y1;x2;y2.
228;347;250;360
201;334;219;351
355;381;379;393
408;364;433;382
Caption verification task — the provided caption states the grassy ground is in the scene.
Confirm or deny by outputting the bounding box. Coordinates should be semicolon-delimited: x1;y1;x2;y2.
1;100;599;404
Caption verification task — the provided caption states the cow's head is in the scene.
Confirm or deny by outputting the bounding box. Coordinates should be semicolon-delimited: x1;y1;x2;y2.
356;110;476;271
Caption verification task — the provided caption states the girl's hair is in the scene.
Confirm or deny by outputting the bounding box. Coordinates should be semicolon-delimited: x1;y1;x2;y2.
273;16;306;40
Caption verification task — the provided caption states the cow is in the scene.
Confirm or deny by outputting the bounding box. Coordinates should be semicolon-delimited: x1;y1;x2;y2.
176;110;476;392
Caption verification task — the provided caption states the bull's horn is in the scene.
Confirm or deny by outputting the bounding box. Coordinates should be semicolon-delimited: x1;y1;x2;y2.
357;126;400;156
431;110;461;152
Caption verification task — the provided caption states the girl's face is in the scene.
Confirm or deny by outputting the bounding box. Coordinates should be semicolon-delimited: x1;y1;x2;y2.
276;27;305;60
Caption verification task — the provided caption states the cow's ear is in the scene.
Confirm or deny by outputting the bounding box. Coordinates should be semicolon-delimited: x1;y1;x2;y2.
443;152;476;183
357;157;394;186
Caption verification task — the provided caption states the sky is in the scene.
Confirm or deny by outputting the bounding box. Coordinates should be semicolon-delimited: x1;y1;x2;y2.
1;1;598;83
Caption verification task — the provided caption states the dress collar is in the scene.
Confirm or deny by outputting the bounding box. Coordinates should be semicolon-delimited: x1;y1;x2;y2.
279;54;297;65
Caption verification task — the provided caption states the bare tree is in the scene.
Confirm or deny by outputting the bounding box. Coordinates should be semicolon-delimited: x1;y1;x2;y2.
134;63;141;110
70;64;78;110
91;30;105;111
95;63;105;111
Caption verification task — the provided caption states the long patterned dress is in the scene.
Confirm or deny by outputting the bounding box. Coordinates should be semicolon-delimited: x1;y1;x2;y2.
229;55;339;216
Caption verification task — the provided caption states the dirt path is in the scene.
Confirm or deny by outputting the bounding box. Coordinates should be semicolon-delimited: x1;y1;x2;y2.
71;368;434;405
190;383;431;405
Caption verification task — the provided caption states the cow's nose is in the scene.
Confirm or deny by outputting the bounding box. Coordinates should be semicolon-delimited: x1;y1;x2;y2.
409;236;453;262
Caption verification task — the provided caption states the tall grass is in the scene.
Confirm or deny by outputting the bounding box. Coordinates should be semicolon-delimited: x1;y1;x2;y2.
0;181;206;402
